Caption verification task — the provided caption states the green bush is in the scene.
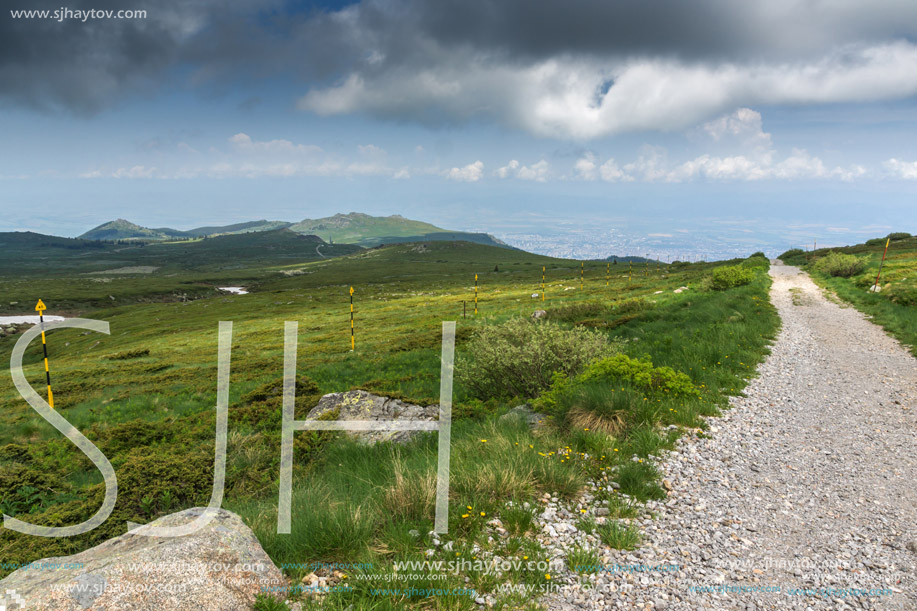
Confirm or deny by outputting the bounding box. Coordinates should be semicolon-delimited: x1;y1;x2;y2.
885;284;917;306
887;232;912;241
706;265;755;290
813;251;866;278
742;255;769;270
456;318;614;401
537;353;698;413
779;248;804;259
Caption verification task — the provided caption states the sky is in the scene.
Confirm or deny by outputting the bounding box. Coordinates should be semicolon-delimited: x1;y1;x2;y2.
2;0;917;257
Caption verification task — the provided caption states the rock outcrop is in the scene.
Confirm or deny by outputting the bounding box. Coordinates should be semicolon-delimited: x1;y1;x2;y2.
306;390;438;444
0;508;286;611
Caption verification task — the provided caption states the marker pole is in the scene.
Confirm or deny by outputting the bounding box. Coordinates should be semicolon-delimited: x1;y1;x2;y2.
580;262;584;290
542;266;545;302
873;238;891;292
606;262;609;288
474;274;478;315
35;300;53;408
349;286;355;351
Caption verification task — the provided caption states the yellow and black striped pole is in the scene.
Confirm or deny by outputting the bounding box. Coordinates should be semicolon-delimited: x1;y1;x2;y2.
606;262;609;287
628;260;632;283
35;299;54;408
580;261;584;290
349;286;355;351
474;274;478;315
541;266;545;302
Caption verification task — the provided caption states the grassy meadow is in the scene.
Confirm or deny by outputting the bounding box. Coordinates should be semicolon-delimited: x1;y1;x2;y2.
0;237;779;609
780;233;917;355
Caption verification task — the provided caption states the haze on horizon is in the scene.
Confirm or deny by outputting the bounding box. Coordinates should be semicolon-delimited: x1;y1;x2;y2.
2;0;916;258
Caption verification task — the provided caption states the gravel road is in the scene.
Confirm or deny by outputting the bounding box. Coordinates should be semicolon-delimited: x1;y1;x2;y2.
543;261;916;610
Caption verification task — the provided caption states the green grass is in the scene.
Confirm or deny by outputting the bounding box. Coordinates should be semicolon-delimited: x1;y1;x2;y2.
0;239;779;610
597;521;642;550
780;234;917;355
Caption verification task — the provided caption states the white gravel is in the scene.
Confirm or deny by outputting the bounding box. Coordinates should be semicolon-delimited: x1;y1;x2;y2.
540;261;917;610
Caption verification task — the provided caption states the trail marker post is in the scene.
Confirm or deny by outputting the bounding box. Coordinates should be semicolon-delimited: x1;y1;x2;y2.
606;262;609;287
474;274;478;315
349;287;355;351
872;238;891;293
580;262;584;290
35;299;54;408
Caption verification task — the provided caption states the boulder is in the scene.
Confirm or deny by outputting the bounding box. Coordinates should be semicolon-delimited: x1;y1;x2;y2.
306;390;438;444
532;310;547;319
0;508;286;611
499;404;545;430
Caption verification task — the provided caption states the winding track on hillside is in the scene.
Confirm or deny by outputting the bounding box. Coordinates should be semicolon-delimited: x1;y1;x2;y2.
546;261;917;610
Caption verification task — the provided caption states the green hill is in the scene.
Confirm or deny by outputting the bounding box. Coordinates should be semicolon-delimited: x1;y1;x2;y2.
184;220;292;237
77;213;509;249
78;219;188;241
288;212;509;248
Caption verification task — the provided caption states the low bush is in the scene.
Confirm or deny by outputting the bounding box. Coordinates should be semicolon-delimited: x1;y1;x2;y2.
456;318;614;401
813;251;866;278
706;265;755;290
537;353;697;413
741;255;770;270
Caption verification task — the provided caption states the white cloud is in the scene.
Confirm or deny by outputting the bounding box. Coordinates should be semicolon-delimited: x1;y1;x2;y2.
885;158;917;179
599;158;631;182
699;108;773;151
496;159;519;178
393;168;410;179
495;159;549;181
574;153;597;180
228;132;322;155
111;165;156;179
358;144;385;156
445;160;484;182
298;42;917;140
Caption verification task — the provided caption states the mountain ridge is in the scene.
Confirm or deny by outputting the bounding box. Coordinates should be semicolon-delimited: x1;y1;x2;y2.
78;212;511;249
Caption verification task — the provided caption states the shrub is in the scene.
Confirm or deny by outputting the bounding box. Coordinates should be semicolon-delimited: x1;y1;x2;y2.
885;284;917;306
537;353;697;413
613;297;653;315
887;232;912;241
813;251;866;278
742;255;769;270
707;265;755;290
544;301;608;323
456;318;614;400
581;354;698;397
779;248;804;259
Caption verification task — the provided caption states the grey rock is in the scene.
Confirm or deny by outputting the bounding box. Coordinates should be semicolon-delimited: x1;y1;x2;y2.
0;508;286;611
306;390;438;444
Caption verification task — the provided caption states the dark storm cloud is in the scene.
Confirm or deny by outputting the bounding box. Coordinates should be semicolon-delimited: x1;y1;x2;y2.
0;0;277;113
3;0;917;116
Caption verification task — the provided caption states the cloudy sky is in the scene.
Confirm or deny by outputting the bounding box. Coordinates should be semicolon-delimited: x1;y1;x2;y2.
2;0;917;255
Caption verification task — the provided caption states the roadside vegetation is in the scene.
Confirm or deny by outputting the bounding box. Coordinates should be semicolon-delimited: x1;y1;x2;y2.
780;232;917;354
0;240;778;609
